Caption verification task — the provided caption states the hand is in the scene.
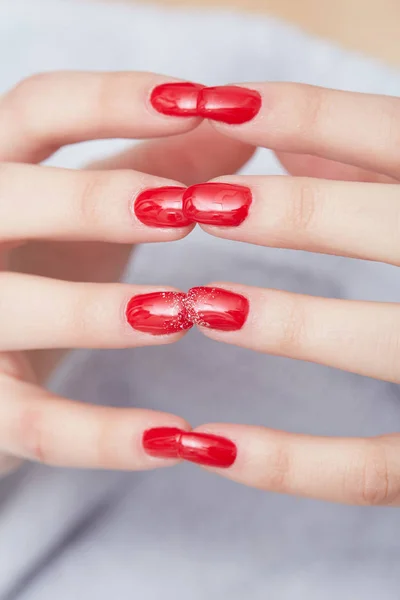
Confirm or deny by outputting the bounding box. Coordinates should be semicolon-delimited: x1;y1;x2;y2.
138;81;400;505
0;71;253;476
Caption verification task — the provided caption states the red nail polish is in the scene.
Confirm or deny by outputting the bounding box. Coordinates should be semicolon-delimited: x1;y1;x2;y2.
134;186;192;228
197;85;261;124
126;292;193;335
183;182;252;226
143;427;182;459
179;432;237;468
151;82;205;117
143;428;237;468
185;287;249;331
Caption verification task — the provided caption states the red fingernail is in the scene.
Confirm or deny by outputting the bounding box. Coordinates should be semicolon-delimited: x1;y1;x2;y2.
197;85;262;124
183;182;252;226
143;428;237;468
179;432;237;468
186;287;249;331
126;292;193;335
151;82;205;117
143;427;182;459
134;186;192;228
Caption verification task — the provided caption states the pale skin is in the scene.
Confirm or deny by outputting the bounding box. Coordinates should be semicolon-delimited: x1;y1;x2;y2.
1;0;400;505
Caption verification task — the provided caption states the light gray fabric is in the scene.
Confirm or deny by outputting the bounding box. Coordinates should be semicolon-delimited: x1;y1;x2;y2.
0;0;400;598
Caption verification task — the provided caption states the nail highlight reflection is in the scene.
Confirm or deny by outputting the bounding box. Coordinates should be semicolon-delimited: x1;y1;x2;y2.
126;292;193;335
126;287;249;335
134;186;192;228
151;82;261;124
150;82;205;117
143;427;237;468
186;287;249;332
197;85;262;124
183;182;252;226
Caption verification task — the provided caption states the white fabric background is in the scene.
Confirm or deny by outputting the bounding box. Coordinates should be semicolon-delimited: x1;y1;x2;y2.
0;0;400;598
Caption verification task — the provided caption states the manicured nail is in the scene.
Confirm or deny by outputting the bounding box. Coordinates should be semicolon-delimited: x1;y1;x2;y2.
197;85;262;124
143;427;182;459
143;428;237;468
185;287;249;331
126;292;193;335
183;182;252;226
179;432;237;468
134;186;192;228
150;82;205;117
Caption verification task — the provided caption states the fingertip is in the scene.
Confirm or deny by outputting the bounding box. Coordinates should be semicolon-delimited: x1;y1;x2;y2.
146;78;204;133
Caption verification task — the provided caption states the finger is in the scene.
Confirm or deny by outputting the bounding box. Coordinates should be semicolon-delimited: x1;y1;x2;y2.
0;164;194;243
276;151;396;183
186;176;400;265
8;126;254;383
7;123;253;277
0;71;201;163
190;283;400;382
0;274;192;350
191;424;400;506
91;121;255;185
0;375;188;470
0;128;254;243
207;83;400;179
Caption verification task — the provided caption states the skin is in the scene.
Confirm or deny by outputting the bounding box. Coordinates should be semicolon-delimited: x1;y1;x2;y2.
0;71;254;472
1;3;400;505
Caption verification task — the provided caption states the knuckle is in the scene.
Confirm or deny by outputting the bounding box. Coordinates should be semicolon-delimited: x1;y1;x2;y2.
66;286;97;343
286;179;319;235
94;72;132;123
349;440;393;506
369;314;400;383
78;173;106;229
256;436;293;493
301;85;327;138
95;73;117;121
95;409;120;468
276;295;308;356
77;170;132;233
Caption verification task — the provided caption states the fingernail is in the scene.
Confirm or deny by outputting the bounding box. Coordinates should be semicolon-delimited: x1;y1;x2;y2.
143;428;237;468
126;292;193;335
150;82;205;117
183;182;252;226
143;427;182;458
197;85;262;124
186;287;249;331
134;186;193;228
179;432;237;468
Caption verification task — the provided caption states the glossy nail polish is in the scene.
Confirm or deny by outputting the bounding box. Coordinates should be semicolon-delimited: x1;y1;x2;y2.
183;182;252;226
143;428;237;468
197;85;262;124
126;292;193;335
179;432;237;468
143;427;182;459
134;186;192;228
151;82;205;117
185;287;249;331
